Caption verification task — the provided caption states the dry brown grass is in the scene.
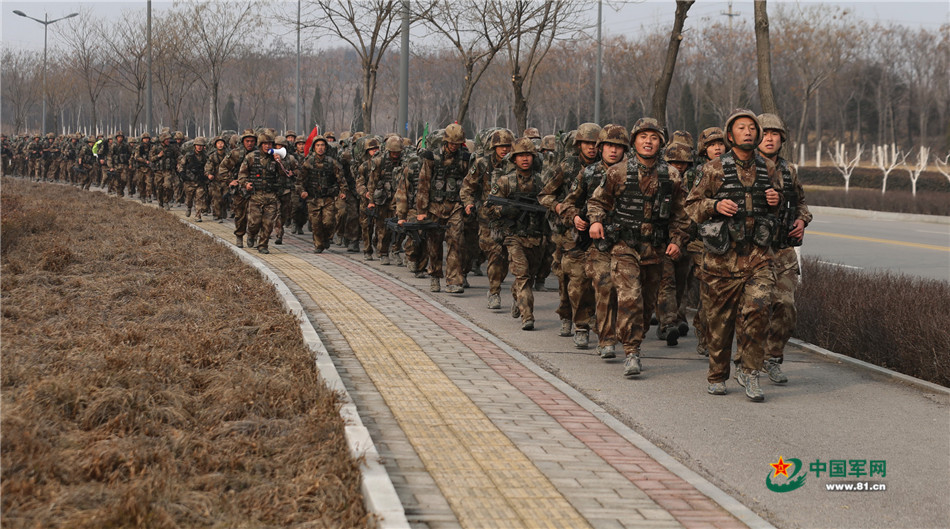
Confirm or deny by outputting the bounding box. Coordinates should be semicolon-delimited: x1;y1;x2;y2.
796;257;950;387
1;178;371;528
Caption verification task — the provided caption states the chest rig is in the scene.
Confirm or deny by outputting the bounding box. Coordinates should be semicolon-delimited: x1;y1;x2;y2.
608;160;673;248
430;151;466;202
247;151;281;193
307;156;339;198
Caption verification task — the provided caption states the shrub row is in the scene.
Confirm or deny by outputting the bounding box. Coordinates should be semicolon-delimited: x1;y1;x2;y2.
798;166;950;193
804;187;950;216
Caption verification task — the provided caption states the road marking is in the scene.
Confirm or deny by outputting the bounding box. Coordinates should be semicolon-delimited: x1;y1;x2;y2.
816;260;863;270
808;230;950;252
916;229;950;235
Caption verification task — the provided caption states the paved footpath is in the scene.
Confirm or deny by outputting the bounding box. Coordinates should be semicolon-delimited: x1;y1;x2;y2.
186;213;762;529
173;207;947;529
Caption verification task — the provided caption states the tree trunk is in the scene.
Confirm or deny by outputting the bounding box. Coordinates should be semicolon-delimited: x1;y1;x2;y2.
361;63;378;134
455;63;477;126
511;75;528;135
211;79;220;133
651;0;694;126
754;0;778;115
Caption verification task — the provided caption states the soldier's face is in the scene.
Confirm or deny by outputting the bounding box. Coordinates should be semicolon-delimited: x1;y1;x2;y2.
313;142;327;156
759;130;782;156
368;147;380;157
514;153;533;170
445;142;460;153
578;141;597;160
389;151;401;161
195;145;205;152
705;140;725;159
494;145;511;159
633;131;661;159
669;161;688;174
216;140;225;150
729;118;758;150
243;137;256;150
601;143;625;165
260;142;273;153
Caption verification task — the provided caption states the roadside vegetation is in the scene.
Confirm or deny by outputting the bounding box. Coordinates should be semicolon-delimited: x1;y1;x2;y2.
798;166;950;216
796;257;950;387
1;178;370;528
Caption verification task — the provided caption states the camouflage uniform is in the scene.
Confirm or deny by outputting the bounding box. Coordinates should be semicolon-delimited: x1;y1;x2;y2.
487;138;548;329
27;136;43;180
150;135;180;209
394;148;430;274
271;136;297;244
217;130;257;245
461;129;514;304
685;110;783;400
335;137;362;251
238;135;282;253
78;138;98;190
297;137;345;252
367;137;405;263
588;120;689;374
178;138;209;220
205;137;231;220
133;134;154;202
108;133;133;196
354;137;382;259
539;123;601;341
416;124;471;292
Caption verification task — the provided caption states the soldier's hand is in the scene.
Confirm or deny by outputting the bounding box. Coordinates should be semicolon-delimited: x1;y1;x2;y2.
301;191;308;200
765;188;780;206
589;222;604;239
416;214;426;221
716;199;739;217
364;192;371;199
465;204;474;215
368;203;375;209
398;219;406;226
665;243;681;260
207;174;214;180
574;216;588;231
789;219;805;240
230;179;239;187
245;183;253;191
339;193;346;200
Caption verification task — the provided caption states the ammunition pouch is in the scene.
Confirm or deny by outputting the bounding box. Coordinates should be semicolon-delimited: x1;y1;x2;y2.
699;219;730;255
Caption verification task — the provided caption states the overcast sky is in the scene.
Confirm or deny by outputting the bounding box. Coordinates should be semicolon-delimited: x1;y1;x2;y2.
3;0;948;53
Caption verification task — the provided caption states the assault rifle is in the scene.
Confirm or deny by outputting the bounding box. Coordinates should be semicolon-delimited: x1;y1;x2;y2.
486;194;548;215
775;190;803;248
385;217;444;246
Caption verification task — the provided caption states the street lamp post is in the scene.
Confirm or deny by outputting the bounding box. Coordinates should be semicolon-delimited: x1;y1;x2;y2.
12;10;79;134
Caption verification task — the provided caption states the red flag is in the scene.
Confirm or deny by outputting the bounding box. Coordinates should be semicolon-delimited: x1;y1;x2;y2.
303;125;320;156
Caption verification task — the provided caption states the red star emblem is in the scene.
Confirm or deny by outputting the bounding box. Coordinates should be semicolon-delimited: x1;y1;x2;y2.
771;456;792;478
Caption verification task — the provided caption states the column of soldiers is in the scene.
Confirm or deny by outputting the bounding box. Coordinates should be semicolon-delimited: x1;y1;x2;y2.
7;107;809;402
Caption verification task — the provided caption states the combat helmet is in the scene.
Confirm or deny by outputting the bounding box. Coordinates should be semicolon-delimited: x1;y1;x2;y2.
487;129;515;150
670;130;694;150
194;136;208;146
597;124;630;149
723;108;762;149
240;129;257;142
283;130;297;139
364;137;381;152
384;136;403;153
540;135;557;151
663;143;693;164
630;118;666;146
257;133;274;145
510;137;537;156
274;136;288;147
523;127;541;140
574;123;602;145
174;131;184;141
757;113;787;142
444;123;465;144
698;127;725;154
141;132;151;141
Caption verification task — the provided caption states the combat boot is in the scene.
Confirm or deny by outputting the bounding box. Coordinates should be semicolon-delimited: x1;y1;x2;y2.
391;252;403;266
275;236;282;245
521;319;535;331
363;252;374;261
510;303;521;319
258;247;270;255
195;212;202;222
735;370;765;402
236;236;244;248
186;207;191;217
598;343;616;359
462;276;470;288
347;241;360;253
559;319;573;337
380;254;391;265
623;354;641;377
445;284;463;294
487;293;501;310
414;270;428;278
430;278;441;292
334;234;344;246
764;358;788;384
573;330;589;349
677;321;690;336
247;236;257;248
707;382;727;396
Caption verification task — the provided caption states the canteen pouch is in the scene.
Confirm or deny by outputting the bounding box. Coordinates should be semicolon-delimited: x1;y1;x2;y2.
699;219;730;255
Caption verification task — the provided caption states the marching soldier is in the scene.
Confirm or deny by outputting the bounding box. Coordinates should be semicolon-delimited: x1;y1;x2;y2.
150;133;180;209
367;136;405;265
178;137;209;221
133;133;154;203
297;135;346;253
108;132;133;196
238;133;282;254
218;129;258;247
205;136;230;221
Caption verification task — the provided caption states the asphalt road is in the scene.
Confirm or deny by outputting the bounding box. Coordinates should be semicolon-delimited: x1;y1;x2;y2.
360;259;950;529
800;210;950;282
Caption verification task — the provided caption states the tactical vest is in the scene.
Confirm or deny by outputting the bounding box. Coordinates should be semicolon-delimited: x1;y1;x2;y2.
157;145;177;171
430;151;466;203
307;156;339;198
373;156;400;205
558;156;584;201
774;157;799;250
113;143;132;165
182;152;207;183
403;156;422;205
246;151;281;193
714;151;774;248
608;160;672;248
135;144;151;168
509;173;546;238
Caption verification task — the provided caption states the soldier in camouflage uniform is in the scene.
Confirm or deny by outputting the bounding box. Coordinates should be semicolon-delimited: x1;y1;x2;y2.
686;109;783;401
178;137;209;220
588;118;690;378
272;135;297;244
238;133;282;254
78;136;98;190
757;113;811;385
132;133;154;203
291;137;309;234
150;133;180;209
218;129;258;247
27;135;43;181
367;136;405;265
335;133;362;251
297;135;346;253
539;123;601;348
355;136;382;260
654;138;697;347
414;123;471;293
205;136;230;221
394;145;429;276
487;138;549;330
108;132;133;196
461;128;514;306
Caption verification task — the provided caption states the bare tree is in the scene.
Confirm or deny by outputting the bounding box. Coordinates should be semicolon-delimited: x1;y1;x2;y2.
152;13;198;131
874;144;907;194
60;9;111;133
828;142;863;192
651;0;694;126
907;146;929;197
175;0;254;133
418;0;513;126
1;49;41;134
100;11;149;128
754;0;778;115
935;153;950;185
489;0;584;134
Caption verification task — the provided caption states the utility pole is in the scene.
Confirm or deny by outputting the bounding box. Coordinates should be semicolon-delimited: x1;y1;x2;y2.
147;0;152;134
296;0;301;132
721;1;741;30
721;1;741;109
13;9;79;134
398;0;409;136
594;0;602;125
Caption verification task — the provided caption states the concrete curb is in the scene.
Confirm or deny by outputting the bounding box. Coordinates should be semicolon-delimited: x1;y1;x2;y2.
354;264;778;529
788;338;949;395
182;222;410;529
809;205;950;225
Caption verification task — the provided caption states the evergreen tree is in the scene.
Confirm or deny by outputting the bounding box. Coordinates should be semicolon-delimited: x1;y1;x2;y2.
680;83;697;136
221;94;239;132
350;89;364;133
310;84;324;130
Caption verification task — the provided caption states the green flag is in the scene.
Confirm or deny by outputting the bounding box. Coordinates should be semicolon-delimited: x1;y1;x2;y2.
421;122;429;149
